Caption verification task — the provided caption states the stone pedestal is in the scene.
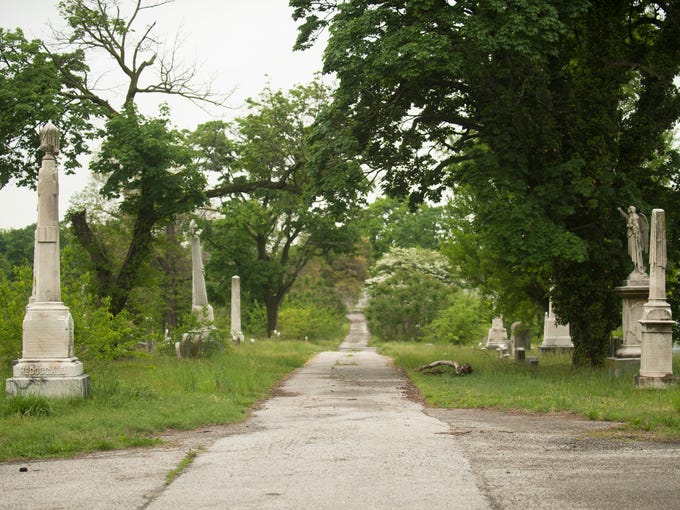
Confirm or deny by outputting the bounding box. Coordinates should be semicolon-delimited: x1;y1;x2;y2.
615;276;649;358
605;357;640;378
7;303;89;398
636;308;677;388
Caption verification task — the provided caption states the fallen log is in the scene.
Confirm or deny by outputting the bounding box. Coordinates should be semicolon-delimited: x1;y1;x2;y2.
416;360;473;375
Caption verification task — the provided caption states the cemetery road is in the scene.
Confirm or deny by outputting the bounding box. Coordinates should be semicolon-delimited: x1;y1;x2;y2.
2;312;680;509
146;311;490;509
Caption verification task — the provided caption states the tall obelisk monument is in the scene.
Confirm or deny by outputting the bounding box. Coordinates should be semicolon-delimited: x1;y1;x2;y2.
636;209;677;388
6;123;89;398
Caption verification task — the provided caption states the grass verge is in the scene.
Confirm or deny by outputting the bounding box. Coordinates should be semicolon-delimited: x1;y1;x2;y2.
378;342;680;440
0;339;335;461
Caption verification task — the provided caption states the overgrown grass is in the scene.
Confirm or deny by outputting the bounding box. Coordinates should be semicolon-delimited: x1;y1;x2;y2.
0;339;336;461
378;342;680;440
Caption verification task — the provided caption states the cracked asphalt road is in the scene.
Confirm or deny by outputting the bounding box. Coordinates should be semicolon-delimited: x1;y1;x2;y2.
3;312;680;509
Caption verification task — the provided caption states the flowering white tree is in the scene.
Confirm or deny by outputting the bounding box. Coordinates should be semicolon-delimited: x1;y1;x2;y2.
364;247;455;341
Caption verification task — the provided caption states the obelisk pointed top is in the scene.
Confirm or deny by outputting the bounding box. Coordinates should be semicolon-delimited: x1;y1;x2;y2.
40;122;60;156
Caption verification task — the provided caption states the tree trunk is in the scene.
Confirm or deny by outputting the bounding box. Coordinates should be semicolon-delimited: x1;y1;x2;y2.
110;206;156;315
69;209;115;302
265;295;281;337
571;323;609;368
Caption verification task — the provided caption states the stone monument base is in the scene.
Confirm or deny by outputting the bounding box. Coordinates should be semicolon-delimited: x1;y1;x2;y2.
605;357;640;377
538;346;574;355
6;358;89;398
634;374;678;389
6;375;90;398
484;342;507;351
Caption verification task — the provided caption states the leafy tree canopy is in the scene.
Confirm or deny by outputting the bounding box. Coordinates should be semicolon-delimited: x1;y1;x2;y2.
292;0;680;365
0;28;95;187
357;196;446;259
201;81;364;335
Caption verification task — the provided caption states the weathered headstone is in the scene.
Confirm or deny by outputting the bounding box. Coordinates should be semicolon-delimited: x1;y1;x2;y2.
6;123;89;398
231;275;244;343
539;299;573;354
485;317;508;351
176;220;215;358
635;209;677;388
511;321;531;353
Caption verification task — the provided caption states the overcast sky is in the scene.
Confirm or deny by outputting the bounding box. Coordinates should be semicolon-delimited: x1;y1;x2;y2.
0;0;327;229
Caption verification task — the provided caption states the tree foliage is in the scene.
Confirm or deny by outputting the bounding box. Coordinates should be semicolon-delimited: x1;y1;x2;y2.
6;0;223;317
357;197;445;259
0;28;94;187
70;106;205;314
201;81;364;335
292;0;680;365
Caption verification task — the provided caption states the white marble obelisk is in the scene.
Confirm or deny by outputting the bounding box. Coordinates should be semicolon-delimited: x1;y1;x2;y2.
6;123;89;398
190;220;214;325
176;220;214;357
231;275;244;343
636;209;677;388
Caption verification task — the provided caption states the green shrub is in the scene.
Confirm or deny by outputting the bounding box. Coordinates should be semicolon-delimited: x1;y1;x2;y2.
423;290;491;345
278;303;343;341
0;265;32;364
243;301;268;338
365;270;454;341
63;274;142;360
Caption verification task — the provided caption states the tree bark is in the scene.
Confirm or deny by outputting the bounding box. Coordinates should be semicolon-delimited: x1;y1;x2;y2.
265;295;281;337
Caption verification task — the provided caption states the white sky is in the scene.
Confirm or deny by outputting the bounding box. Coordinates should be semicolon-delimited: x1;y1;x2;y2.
0;0;327;229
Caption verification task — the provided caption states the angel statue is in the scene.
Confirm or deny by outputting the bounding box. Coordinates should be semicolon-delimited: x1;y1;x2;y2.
618;205;649;276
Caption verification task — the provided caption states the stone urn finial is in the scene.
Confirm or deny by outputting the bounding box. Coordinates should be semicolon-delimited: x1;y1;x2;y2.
40;122;60;156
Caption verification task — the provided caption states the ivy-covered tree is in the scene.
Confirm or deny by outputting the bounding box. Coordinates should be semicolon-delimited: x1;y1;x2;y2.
70;105;205;314
291;0;680;366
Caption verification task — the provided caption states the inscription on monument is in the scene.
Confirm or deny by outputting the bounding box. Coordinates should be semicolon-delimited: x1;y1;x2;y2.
20;366;65;376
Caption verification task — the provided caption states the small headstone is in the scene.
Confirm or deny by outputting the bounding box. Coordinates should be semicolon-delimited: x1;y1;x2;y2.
511;322;531;352
485;317;508;350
